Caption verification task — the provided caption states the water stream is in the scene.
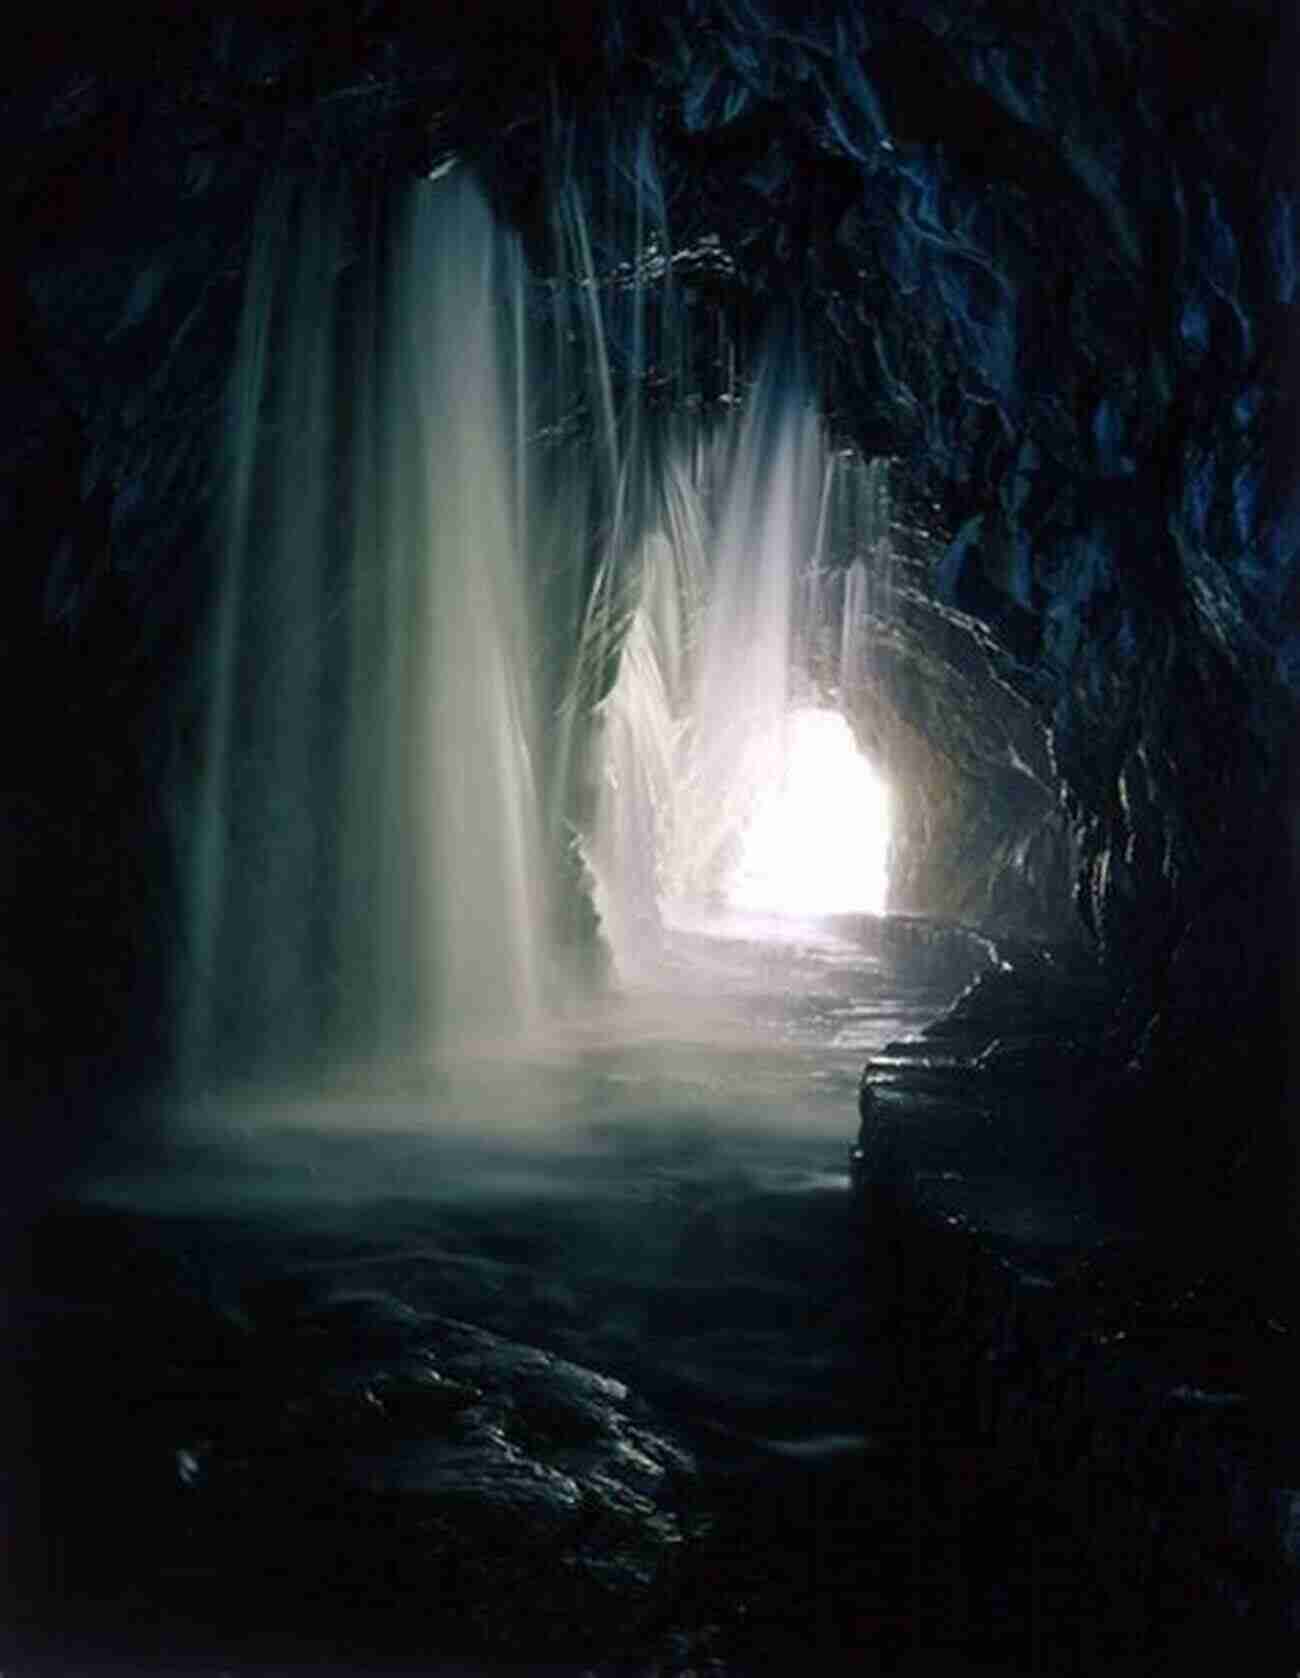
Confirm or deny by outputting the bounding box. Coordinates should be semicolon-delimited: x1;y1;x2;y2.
182;169;548;1091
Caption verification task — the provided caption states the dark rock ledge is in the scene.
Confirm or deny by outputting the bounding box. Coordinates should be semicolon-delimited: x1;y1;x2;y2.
843;949;1300;1670
9;1245;698;1670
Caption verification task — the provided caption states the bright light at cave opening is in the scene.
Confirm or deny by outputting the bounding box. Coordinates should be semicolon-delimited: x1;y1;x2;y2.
725;708;891;916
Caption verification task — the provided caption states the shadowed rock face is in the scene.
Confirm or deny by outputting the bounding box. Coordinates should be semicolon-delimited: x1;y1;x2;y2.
1;2;1295;1220
14;1202;697;1663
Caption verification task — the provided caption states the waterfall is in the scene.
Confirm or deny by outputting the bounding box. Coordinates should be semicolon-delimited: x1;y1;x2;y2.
183;142;896;1081
832;454;892;703
668;350;825;914
180;179;290;1087
182;169;546;1091
405;178;546;1048
584;518;705;976
582;340;895;976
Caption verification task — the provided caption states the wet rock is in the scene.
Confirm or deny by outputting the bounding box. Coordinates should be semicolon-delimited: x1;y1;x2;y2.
163;1296;695;1656
837;1198;1299;1670
16;1212;697;1665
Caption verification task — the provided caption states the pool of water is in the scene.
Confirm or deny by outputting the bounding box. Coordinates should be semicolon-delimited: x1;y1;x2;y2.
68;913;978;1442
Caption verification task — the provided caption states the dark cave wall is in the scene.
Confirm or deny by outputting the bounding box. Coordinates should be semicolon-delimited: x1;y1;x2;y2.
826;508;1079;943
555;0;1298;1201
632;0;1297;954
1;2;1295;1213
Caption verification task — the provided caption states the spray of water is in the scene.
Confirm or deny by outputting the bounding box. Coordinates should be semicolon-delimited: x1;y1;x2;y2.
183;169;546;1092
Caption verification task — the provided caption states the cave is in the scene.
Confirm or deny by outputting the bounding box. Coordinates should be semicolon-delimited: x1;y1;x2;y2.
3;3;1298;1672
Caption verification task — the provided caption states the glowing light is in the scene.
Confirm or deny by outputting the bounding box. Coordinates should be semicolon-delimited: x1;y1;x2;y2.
725;708;891;916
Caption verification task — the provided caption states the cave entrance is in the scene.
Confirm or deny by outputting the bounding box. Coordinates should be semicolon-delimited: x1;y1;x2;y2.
724;706;891;918
581;346;896;978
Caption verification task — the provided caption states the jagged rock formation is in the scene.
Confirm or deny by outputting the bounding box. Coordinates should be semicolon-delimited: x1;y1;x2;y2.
15;1203;697;1664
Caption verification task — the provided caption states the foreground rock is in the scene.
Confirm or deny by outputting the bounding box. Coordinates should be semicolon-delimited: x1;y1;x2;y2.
853;940;1113;1207
844;945;1300;1668
12;1223;696;1667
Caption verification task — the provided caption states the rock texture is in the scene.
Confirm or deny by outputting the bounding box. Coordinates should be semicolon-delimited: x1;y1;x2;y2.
14;1210;695;1664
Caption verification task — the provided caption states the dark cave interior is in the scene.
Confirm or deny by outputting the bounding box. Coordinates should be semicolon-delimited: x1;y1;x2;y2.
2;3;1299;1673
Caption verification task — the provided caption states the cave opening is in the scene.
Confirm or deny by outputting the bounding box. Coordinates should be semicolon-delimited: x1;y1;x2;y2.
581;326;899;983
720;705;892;918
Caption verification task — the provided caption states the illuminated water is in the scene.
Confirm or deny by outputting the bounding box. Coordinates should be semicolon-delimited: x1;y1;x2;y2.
583;353;897;982
182;161;904;1178
182;170;546;1088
